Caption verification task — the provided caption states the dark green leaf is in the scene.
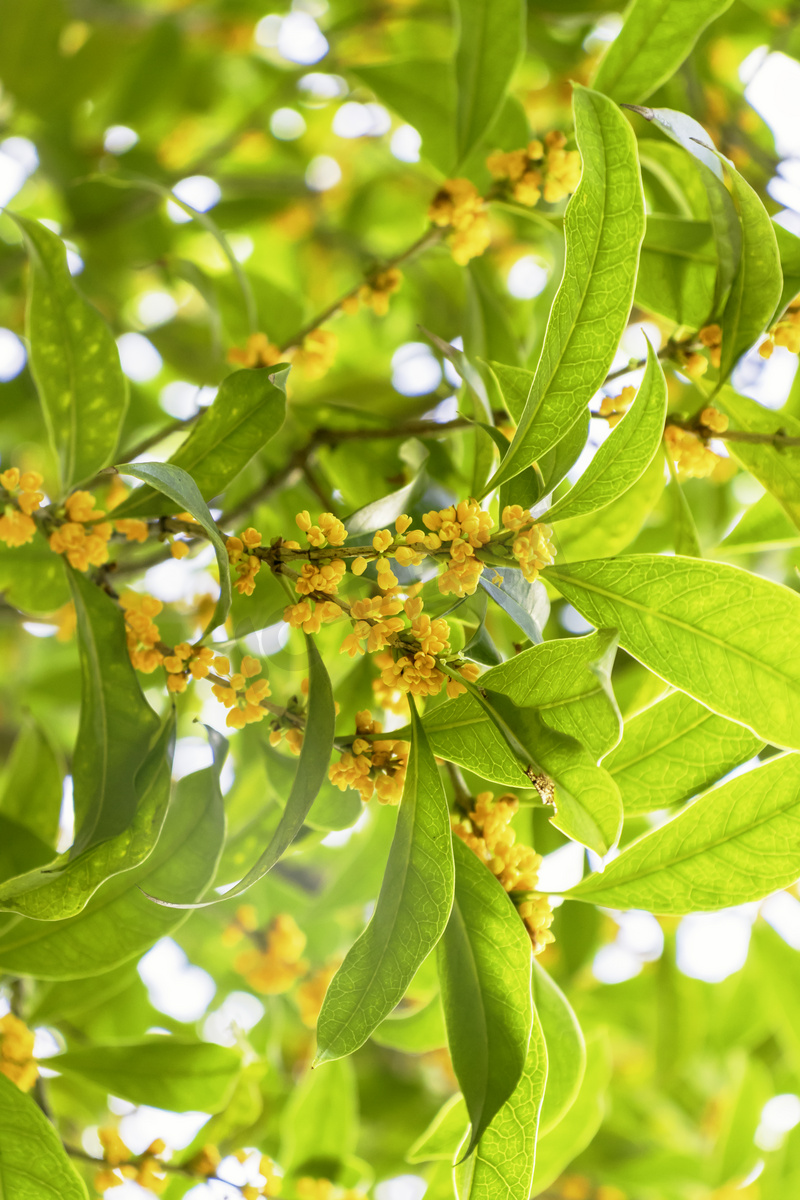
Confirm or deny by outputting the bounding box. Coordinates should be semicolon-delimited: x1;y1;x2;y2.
0;532;69;614
0;815;53;883
11;214;127;490
482;86;644;494
603;690;763;814
453;0;525;162
593;0;732;105
570;753;800;912
545;554;800;750
774;222;800;318
0;1072;88;1199
315;697;454;1063
0;717;62;846
543;342;667;523
112;369;286;518
56;1038;241;1113
438;836;533;1154
637;215;716;327
116;460;232;630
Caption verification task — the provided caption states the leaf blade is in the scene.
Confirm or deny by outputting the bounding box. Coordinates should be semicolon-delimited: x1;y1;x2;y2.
453;0;525;162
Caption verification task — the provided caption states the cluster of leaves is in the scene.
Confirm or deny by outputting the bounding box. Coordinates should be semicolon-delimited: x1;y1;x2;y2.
2;1;800;1199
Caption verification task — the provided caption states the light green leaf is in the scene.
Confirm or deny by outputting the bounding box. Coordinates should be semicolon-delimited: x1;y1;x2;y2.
372;994;447;1053
752;923;800;1070
116;460;232;631
438;836;533;1154
56;1038;241;1113
637;215;716;327
712;1054;772;1187
716;160;782;383
593;0;732;105
716;389;800;531
112;368;286;518
279;1058;359;1175
533;960;585;1134
0;717;62;846
569;752;800;912
718;491;800;555
481;85;644;495
408;1094;469;1163
545;554;800;750
0;1072;88;1199
315;697;454;1062
453;0;525;162
455;1005;547;1200
479;569;549;645
774;222;800;317
666;450;702;557
603;690;763;815
553;451;665;561
144;634;334;908
344;456;428;537
0;710;174;920
11;213;127;490
530;1033;611;1196
0;735;226;978
543;342;667;523
0;532;69;614
352;61;456;173
423;629;621;779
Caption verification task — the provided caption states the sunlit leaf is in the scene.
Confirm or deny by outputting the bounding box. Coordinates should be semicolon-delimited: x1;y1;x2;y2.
0;1073;88;1199
453;0;525;162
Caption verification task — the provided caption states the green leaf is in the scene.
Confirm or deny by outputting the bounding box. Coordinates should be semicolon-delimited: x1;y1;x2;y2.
553;452;665;561
544;554;800;751
603;690;763;815
423;629;621;780
455;1005;547;1200
0;532;69;614
69;568;162;850
481;86;644;495
718;491;800;555
752;923;800;1070
116;460;232;631
530;1033;611;1196
0;735;226;978
279;1058;359;1175
0;711;173;919
479;569;549;645
344;456;429;537
542;342;667;523
0;1072;88;1199
592;0;732;105
453;0;525;162
56;1037;241;1113
144;634;334;908
372;994;447;1053
715;159;783;383
438;836;533;1154
533;959;586;1134
112;369;286;518
716;389;800;532
0;717;62;846
569;752;800;912
352;60;456;173
315;697;454;1062
10;214;128;490
408;1094;469;1163
666;450;702;557
637;215;716;327
774;222;800;317
0;815;53;883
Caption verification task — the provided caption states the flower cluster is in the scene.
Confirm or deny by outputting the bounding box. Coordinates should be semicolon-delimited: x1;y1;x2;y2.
342;267;403;317
598;385;635;427
378;649;479;701
233;913;309;994
665;408;729;479
296;1180;366;1200
328;709;409;803
0;469;44;548
228;331;284;369
760;297;800;357
428;178;491;265
48;490;113;570
501;506;556;583
162;641;216;694
115;518;150;544
0;1013;37;1092
120;589;164;673
294;328;338;380
422;501;493;597
698;323;722;369
94;1128;167;1194
211;654;271;729
487;132;582;206
453;791;555;953
226;527;263;596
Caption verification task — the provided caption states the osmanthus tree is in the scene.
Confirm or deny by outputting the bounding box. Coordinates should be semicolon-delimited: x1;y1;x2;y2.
2;0;800;1197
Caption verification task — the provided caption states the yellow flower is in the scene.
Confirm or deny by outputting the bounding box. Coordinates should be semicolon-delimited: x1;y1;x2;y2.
0;1014;37;1092
116;518;149;543
0;506;36;548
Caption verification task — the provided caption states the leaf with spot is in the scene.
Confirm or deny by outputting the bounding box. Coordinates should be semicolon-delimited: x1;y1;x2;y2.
0;1072;88;1199
569;753;800;912
112;368;286;518
604;690;763;815
315;697;454;1062
116;460;231;631
481;86;644;495
545;555;800;750
11;213;127;491
438;835;533;1155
